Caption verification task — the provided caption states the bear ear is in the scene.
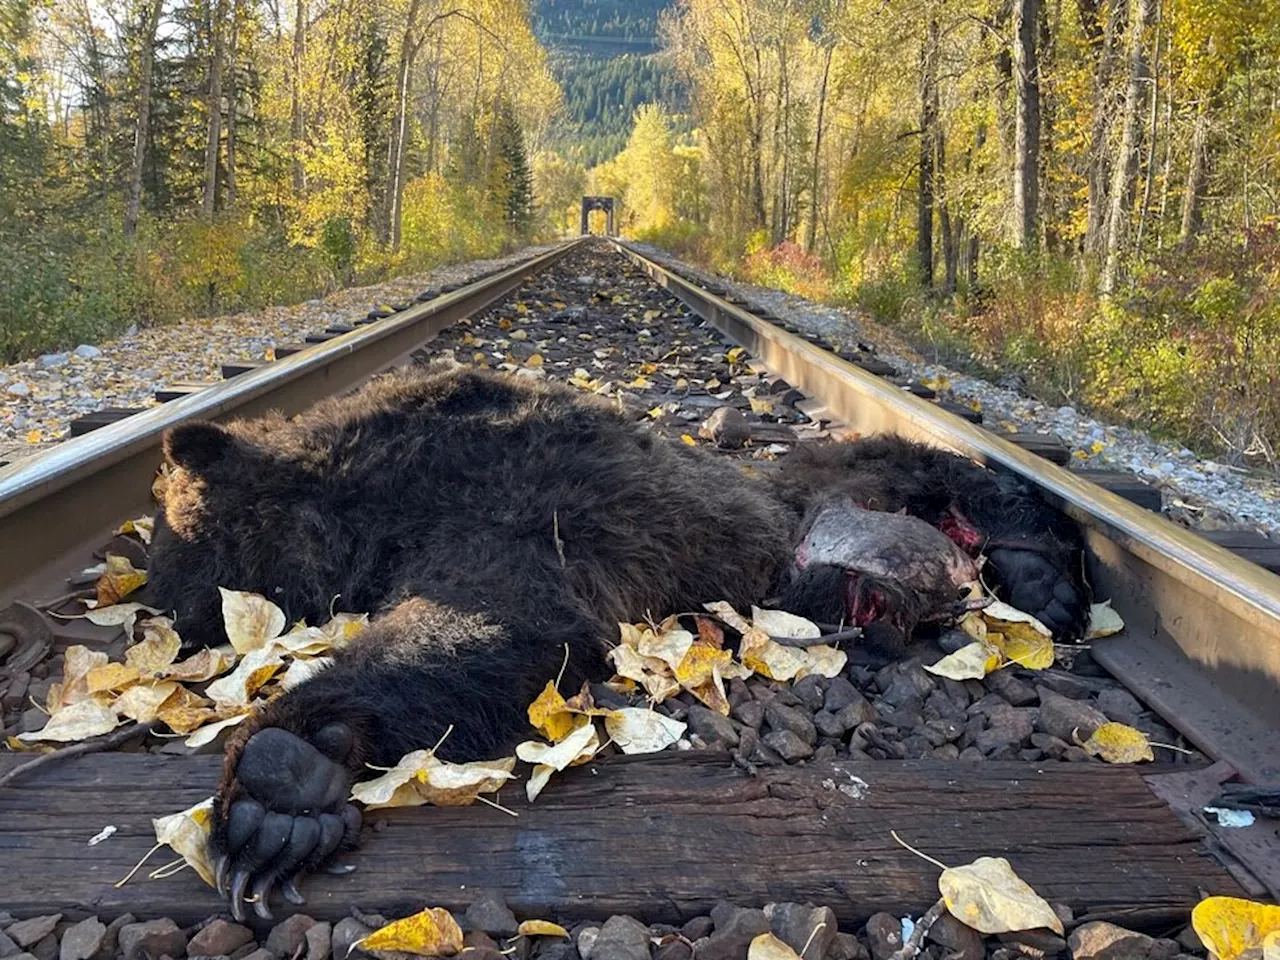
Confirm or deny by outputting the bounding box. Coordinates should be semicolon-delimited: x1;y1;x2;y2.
163;422;235;473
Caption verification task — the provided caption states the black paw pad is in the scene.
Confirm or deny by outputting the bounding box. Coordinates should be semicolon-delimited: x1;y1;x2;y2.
213;726;360;921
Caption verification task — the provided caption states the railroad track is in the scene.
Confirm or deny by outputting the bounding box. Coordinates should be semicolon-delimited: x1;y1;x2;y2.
0;238;1275;941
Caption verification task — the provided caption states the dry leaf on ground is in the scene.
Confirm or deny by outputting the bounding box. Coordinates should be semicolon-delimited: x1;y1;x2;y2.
219;587;286;654
96;555;148;606
748;933;803;960
184;713;249;748
205;646;285;708
1079;722;1154;763
1192;896;1280;960
357;907;464;957
988;622;1055;670
925;642;1002;681
939;856;1064;935
518;719;600;801
350;752;516;809
152;798;216;887
1086;600;1126;639
750;606;821;642
518;921;570;938
604;707;686;754
18;699;120;742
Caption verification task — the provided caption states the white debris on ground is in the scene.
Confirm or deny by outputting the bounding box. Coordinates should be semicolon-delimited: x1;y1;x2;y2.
632;241;1280;537
0;245;558;466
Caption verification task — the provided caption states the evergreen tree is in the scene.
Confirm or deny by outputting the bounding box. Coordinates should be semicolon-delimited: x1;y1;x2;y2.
493;99;533;236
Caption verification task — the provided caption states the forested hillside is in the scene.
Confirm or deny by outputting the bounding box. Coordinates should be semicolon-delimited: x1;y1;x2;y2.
530;0;683;168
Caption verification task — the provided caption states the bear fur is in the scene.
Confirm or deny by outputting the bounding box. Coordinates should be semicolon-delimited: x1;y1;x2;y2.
148;363;1087;911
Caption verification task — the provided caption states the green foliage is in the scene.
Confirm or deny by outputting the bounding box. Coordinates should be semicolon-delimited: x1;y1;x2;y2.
493;100;534;238
321;216;359;284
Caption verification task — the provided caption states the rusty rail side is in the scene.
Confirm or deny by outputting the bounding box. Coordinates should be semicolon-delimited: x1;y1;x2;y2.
0;239;587;610
615;240;1280;784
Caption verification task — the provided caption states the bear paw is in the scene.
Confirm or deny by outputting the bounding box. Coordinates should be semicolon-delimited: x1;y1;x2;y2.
985;546;1089;640
212;725;362;921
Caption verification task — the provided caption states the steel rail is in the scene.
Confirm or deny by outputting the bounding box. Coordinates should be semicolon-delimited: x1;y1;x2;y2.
614;239;1280;784
0;238;588;609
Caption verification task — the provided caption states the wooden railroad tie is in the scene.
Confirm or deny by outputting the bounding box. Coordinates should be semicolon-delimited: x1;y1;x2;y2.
0;752;1242;927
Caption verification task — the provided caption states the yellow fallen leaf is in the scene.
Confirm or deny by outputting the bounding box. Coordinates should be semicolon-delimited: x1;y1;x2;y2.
350;751;516;809
608;643;681;703
517;720;600;801
925;642;1002;681
18;699;120;742
751;606;822;642
1192;896;1280;960
115;516;156;544
86;662;142;694
153;798;216;887
164;647;237;683
939;856;1063;935
960;611;988;643
318;612;368;645
741;632;809;682
184;712;249;748
989;621;1055;670
154;687;216;734
205;646;284;708
726;347;746;363
6;736;53;753
53;645;110;711
97;555;148;606
517;920;569;939
748;933;803;960
528;681;578;743
526;354;544;367
1079;722;1154;763
675;644;733;688
983;600;1052;637
272;626;337;658
85;602;159;639
219;588;286;654
636;626;695;672
801;645;848;679
126;619;183;674
1086;600;1125;639
604;707;686;754
114;680;180;722
358;907;464;958
681;434;697;446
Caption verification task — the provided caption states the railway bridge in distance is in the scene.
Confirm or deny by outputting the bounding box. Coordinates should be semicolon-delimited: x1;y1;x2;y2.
581;196;616;235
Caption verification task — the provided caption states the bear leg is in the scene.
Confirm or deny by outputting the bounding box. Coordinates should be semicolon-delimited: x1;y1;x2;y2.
211;595;602;919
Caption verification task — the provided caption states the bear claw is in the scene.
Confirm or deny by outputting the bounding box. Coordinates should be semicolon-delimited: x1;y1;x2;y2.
212;726;361;921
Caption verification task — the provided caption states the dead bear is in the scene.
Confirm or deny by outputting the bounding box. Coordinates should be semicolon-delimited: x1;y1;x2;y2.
148;363;1088;919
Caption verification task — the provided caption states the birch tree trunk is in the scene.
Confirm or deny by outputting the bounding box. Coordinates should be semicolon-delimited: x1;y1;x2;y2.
1178;95;1211;249
1012;0;1041;248
1100;0;1156;293
124;0;164;238
1083;0;1126;258
202;0;228;218
917;18;939;287
290;0;307;194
